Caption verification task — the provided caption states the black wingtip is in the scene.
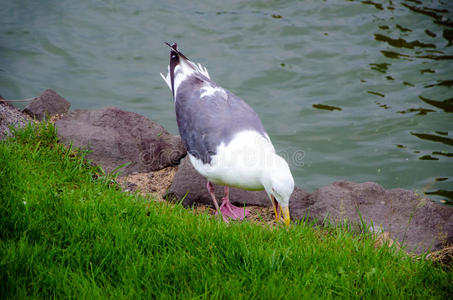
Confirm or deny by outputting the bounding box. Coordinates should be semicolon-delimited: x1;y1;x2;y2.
164;42;177;51
164;42;190;61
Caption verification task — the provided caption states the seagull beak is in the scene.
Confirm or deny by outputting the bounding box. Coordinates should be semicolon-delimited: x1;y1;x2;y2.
271;195;290;226
281;206;290;226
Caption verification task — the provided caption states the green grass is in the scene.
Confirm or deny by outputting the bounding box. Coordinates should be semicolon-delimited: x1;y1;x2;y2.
1;123;452;299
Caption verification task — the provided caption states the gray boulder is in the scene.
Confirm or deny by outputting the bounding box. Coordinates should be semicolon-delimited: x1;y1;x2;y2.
300;181;453;253
55;107;186;175
0;97;31;140
23;89;70;120
166;156;311;213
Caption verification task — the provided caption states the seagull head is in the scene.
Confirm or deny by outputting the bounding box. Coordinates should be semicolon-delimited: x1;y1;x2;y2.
262;154;294;226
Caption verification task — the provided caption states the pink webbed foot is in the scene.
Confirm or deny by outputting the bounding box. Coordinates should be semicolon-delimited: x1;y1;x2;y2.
207;183;249;223
216;198;250;221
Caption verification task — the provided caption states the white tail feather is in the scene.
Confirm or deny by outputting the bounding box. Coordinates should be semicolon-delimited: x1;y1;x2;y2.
196;63;210;78
160;57;211;97
160;72;172;90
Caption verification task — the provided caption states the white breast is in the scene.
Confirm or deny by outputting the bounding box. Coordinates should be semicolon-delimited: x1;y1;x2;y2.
189;130;276;190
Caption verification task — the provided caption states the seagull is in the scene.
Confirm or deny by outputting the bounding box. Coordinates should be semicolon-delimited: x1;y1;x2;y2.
161;43;294;225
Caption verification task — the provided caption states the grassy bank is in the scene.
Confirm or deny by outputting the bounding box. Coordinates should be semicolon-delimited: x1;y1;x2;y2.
1;123;451;299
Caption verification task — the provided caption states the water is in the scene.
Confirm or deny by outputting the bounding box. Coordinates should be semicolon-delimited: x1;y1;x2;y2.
1;0;452;203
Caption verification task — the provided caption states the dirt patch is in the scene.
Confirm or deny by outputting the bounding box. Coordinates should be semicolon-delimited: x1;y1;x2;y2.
48;113;65;124
426;245;452;268
191;204;278;226
246;206;278;225
117;166;177;200
373;231;401;250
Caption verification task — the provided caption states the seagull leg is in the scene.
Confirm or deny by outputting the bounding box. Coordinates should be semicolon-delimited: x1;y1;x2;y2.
207;181;226;221
207;181;221;211
218;186;250;220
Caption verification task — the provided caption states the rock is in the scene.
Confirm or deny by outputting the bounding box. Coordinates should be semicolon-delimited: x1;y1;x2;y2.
23;89;70;120
304;181;453;253
0;97;31;140
166;156;311;212
55;107;186;175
